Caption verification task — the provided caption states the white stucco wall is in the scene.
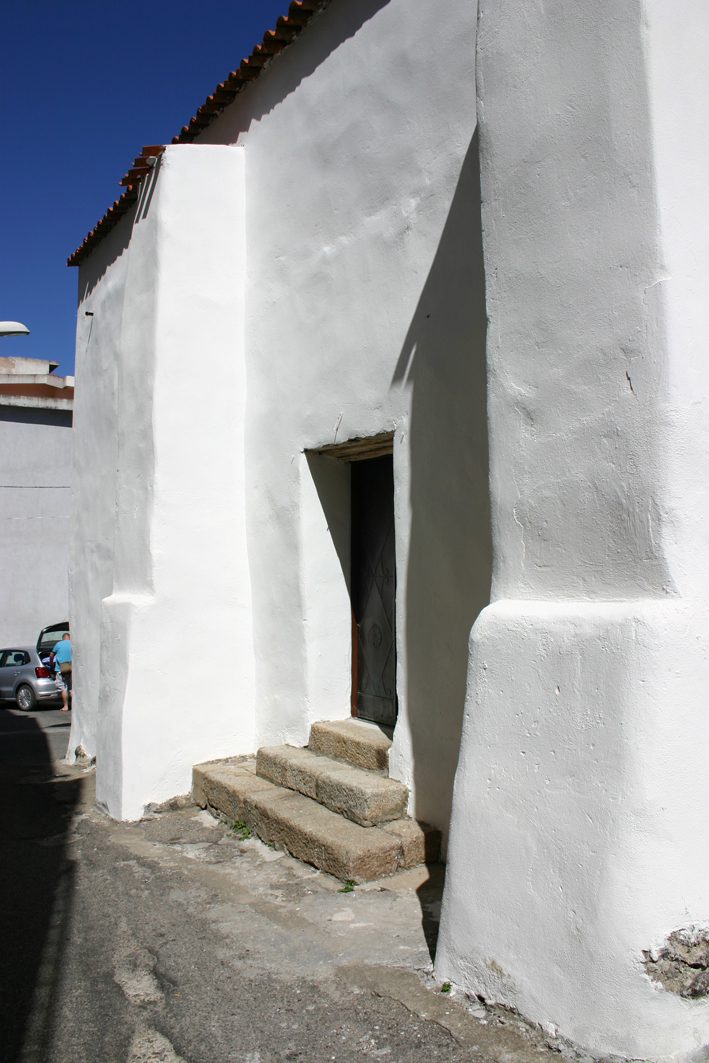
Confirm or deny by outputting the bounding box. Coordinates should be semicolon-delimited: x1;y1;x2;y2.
437;2;709;1058
68;214;130;758
300;453;352;723
70;147;255;818
71;0;489;837
198;0;490;837
0;408;72;648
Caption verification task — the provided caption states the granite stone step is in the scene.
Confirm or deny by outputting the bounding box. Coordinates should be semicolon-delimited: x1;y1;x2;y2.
256;744;408;827
192;759;440;882
308;718;392;773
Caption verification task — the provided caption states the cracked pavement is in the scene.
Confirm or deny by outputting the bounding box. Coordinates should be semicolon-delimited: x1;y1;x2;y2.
1;707;571;1063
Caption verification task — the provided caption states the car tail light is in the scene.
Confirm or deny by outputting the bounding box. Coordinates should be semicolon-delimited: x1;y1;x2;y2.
35;666;50;678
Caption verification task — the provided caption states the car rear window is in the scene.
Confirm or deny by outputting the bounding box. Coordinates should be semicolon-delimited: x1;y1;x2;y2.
41;628;68;645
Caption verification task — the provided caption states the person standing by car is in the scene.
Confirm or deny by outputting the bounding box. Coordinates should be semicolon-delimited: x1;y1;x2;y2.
52;631;72;711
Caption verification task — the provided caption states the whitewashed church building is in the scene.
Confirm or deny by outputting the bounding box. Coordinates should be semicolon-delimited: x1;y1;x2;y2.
66;0;709;1058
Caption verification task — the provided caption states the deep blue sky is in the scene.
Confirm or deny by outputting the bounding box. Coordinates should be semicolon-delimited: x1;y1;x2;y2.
0;0;289;376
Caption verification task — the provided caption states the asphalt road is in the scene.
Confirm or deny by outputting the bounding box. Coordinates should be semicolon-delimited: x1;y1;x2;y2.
0;706;567;1063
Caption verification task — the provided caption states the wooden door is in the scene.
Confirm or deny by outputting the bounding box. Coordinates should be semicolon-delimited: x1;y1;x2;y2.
351;455;397;726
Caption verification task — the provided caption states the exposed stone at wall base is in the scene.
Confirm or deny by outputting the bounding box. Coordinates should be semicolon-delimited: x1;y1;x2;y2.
644;928;709;998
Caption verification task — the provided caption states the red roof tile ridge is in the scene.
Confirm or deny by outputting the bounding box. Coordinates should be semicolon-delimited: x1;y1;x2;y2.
67;1;329;268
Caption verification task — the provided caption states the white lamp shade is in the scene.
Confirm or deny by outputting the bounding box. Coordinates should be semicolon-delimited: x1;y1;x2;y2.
0;321;30;336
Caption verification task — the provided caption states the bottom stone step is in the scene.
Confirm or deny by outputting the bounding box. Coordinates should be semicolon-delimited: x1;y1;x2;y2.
193;759;440;882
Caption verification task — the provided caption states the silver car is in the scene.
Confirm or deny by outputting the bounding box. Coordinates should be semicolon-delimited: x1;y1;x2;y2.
0;647;61;710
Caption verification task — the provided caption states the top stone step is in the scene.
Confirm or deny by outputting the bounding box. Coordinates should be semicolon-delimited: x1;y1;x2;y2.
309;719;392;773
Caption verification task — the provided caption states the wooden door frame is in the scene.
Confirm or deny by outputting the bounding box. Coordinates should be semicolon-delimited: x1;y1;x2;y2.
309;431;395;721
351;608;358;717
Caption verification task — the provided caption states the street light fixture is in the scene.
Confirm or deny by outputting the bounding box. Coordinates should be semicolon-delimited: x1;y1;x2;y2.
0;321;30;337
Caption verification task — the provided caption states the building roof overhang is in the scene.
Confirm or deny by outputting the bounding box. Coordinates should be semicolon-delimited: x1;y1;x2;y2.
0;356;74;410
67;1;329;268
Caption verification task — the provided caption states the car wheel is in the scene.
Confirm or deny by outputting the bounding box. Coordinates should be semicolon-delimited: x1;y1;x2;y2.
16;684;37;711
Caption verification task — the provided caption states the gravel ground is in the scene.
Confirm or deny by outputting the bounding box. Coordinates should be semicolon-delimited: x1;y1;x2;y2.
0;706;580;1063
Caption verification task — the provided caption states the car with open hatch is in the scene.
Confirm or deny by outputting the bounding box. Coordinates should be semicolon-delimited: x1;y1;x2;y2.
0;646;61;710
37;621;70;660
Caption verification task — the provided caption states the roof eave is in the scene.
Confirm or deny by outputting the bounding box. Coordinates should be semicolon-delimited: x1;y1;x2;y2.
67;0;330;268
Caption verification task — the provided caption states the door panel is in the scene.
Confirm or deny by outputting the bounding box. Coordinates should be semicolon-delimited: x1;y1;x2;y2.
0;652;12;699
351;455;397;726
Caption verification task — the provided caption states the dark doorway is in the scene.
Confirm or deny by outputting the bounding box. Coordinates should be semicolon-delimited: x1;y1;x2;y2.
351;455;397;726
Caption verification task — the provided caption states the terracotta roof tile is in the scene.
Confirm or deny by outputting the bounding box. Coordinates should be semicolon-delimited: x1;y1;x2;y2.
68;1;329;267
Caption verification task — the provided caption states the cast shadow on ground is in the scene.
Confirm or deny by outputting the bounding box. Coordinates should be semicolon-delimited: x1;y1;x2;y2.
416;863;446;961
392;128;492;954
0;710;81;1063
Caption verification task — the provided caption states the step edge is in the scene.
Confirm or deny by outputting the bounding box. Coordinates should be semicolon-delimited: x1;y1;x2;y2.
257;745;406;793
307;727;391;773
256;745;408;826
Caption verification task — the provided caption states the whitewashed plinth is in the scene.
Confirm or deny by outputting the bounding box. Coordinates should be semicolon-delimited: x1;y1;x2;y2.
437;599;709;1060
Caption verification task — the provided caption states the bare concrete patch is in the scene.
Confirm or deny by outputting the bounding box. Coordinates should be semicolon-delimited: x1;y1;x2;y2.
644;927;709;997
145;793;195;815
114;943;164;1004
128;1027;187;1062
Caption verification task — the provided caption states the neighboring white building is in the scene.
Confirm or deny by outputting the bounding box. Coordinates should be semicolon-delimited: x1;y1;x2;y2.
66;1;709;1057
0;355;74;646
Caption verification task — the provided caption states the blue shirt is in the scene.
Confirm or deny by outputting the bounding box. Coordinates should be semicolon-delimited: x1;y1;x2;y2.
53;639;71;668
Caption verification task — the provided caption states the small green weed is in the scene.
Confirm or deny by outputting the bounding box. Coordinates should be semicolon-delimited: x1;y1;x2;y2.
440;982;452;994
338;879;356;893
230;820;251;839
